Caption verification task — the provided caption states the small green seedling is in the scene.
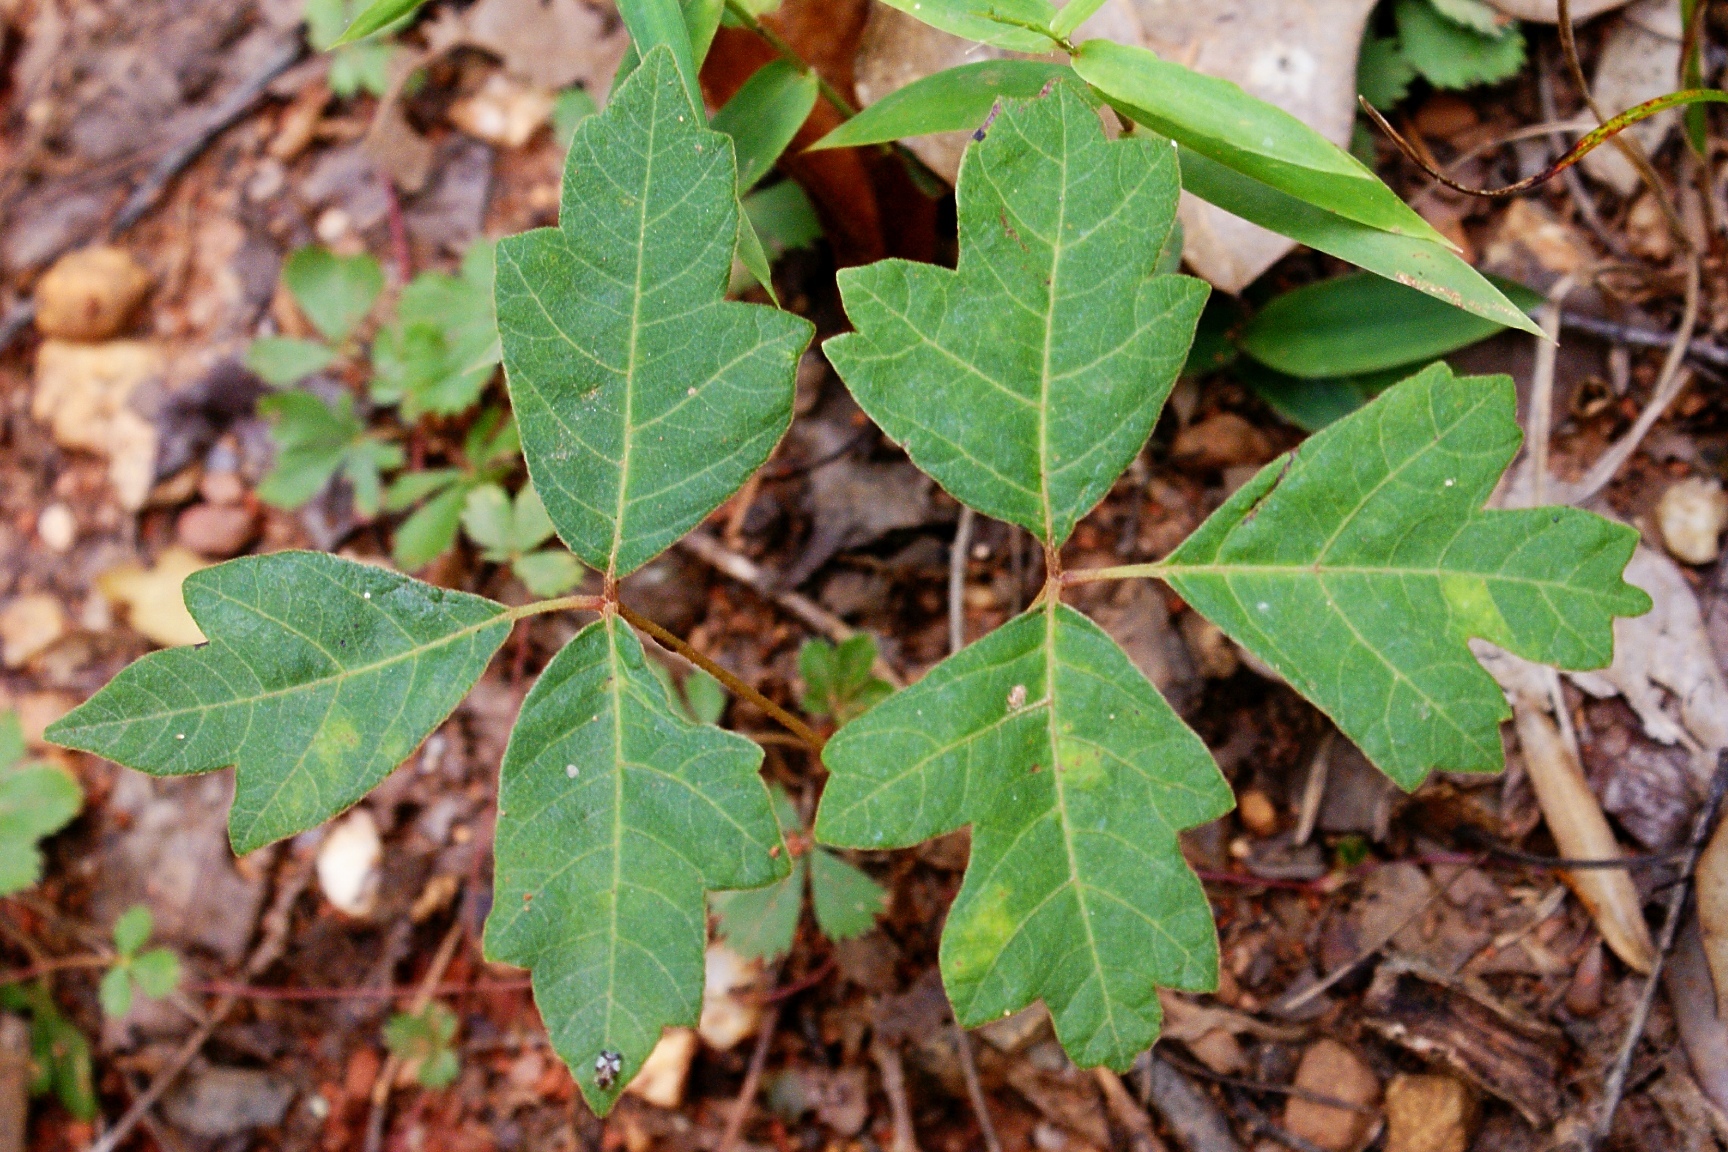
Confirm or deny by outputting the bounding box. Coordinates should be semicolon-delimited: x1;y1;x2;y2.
0;713;82;897
372;241;502;419
1359;0;1526;107
98;906;181;1020
384;407;521;569
304;0;398;97
461;482;583;596
712;786;887;961
0;983;96;1121
383;1002;461;1089
798;636;892;727
257;390;404;517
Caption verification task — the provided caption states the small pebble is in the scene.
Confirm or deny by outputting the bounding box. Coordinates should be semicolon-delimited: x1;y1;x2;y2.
1283;1039;1380;1152
0;594;68;668
1657;476;1728;565
37;503;76;552
1237;788;1279;837
176;502;258;559
34;245;152;341
1384;1073;1477;1152
198;469;246;506
316;809;382;918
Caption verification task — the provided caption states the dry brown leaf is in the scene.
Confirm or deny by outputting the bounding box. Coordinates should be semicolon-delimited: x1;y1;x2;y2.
97;547;209;649
1483;0;1633;20
625;1028;697;1108
32;340;164;510
1579;0;1683;194
461;0;626;91
1511;698;1656;971
1698;819;1728;1018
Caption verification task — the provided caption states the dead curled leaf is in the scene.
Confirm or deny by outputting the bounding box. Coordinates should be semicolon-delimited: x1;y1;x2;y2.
1510;698;1656;972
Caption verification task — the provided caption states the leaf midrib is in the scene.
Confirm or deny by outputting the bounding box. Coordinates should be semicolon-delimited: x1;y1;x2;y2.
52;608;510;735
609;78;662;579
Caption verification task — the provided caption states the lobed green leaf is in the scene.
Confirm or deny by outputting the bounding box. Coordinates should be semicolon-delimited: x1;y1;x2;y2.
484;613;786;1114
282;247;384;345
496;47;813;578
46;552;511;852
1162;364;1651;788
825;82;1206;546
817;603;1232;1070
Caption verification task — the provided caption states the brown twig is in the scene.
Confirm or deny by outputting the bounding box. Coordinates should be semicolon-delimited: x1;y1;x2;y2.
179;976;532;1002
1093;1066;1168;1152
0;954;110;986
1592;752;1728;1146
364;912;468;1152
615;600;825;753
955;1023;1003;1152
88;847;316;1152
871;1039;922;1152
716;1001;781;1152
676;530;904;687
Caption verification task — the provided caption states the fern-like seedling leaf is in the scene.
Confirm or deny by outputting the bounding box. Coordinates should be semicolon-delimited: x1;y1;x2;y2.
484;614;786;1114
1162;364;1650;788
495;45;813;579
46;552;511;852
823;80;1206;547
818;604;1230;1070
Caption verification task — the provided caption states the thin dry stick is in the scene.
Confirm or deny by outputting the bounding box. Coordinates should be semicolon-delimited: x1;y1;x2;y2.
364;915;469;1152
950;506;977;656
1093;1066;1168;1152
677;531;904;687
871;1040;921;1152
1292;732;1332;847
954;1023;1003;1152
716;1001;782;1152
1530;274;1580;506
1555;0;1692;254
1566;257;1701;505
616;601;825;753
88;849;316;1152
1593;753;1728;1145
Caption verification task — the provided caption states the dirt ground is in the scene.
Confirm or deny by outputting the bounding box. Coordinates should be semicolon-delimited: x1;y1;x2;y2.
4;1;1728;1151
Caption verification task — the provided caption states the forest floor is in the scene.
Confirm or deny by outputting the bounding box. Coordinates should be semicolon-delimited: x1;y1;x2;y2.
3;2;1728;1151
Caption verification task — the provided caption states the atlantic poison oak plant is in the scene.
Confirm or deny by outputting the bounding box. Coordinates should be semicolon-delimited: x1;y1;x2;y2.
51;25;1650;1117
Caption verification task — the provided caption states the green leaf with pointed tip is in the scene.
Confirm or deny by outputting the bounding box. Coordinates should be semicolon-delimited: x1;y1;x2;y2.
247;337;337;386
46;552;511;853
1175;147;1542;337
712;787;805;960
808;61;1076;152
1240;272;1542;379
1072;39;1445;245
332;0;424;44
713;59;818;193
496;47;813;579
817;603;1232;1070
873;0;1058;52
0;725;83;896
617;0;703;110
1161;364;1650;789
809;848;886;942
282;247;384;344
484;614;786;1114
825;82;1206;546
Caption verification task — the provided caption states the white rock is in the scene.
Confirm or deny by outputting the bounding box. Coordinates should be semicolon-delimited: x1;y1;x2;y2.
1580;1;1683;194
625;1027;697;1108
1484;0;1632;21
697;943;763;1051
316;809;383;918
37;503;76;552
449;73;553;148
1658;477;1728;566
